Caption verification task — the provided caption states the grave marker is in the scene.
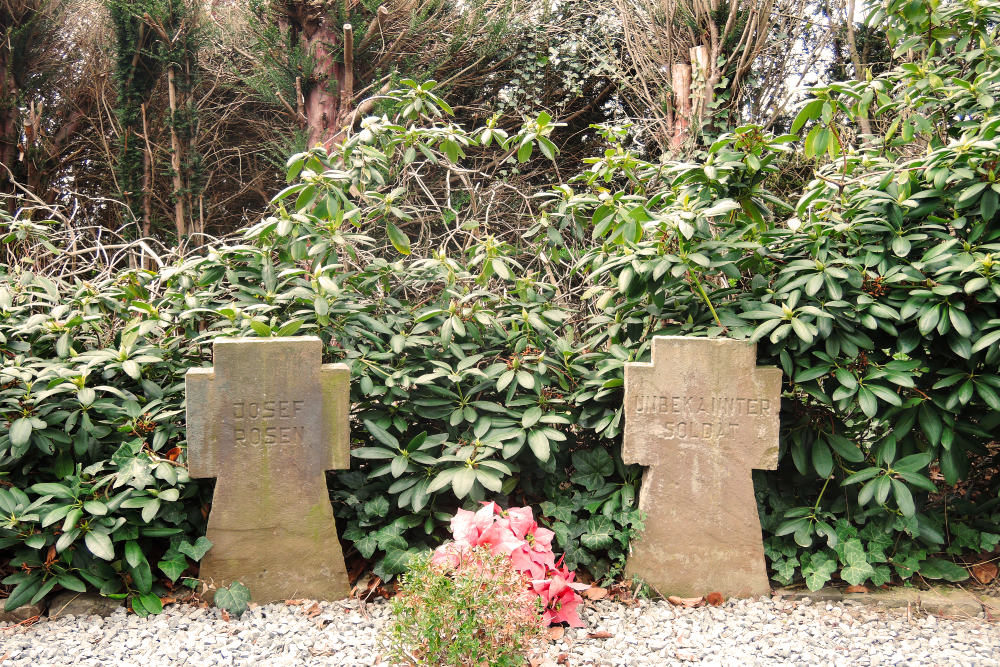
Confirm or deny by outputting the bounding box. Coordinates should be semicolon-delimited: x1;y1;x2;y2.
623;336;781;597
185;337;351;602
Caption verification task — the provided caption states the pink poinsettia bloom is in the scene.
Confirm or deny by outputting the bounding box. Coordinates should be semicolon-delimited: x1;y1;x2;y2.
430;543;465;569
532;569;589;627
478;517;527;555
492;505;556;578
450;503;499;546
435;502;587;628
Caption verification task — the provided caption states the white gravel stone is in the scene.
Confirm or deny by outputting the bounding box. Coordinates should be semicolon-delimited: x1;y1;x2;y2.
2;596;998;666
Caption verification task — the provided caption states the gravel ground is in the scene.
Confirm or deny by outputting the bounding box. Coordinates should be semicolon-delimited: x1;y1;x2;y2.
2;595;998;666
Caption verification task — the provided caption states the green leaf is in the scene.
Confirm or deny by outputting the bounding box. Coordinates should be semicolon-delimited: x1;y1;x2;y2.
363;420;400;449
918;558;969;582
522;406;543;428
840;560;875;586
83;500;107;516
857;386;878;417
179;536;213;562
55;573;87;593
892;479;915;517
377;548;415;577
130;557;153;594
4;578;42;611
580;516;614;550
10;418;32;448
124;540;143;568
527;430;550;461
452;467;477;498
812;440;833;478
159;554;188;582
214;582;251;617
827;434;864;462
84;531;115;561
386;221;411;255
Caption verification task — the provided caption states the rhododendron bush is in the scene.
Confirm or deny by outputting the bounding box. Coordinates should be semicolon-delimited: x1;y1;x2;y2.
432;502;589;627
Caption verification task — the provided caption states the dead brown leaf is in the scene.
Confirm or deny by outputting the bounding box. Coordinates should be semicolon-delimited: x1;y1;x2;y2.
556;653;570;665
582;586;608;601
306;603;322;618
705;592;725;606
586;631;614;639
546;626;565;641
529;658;558;667
220;609;230;622
971;562;998;585
159;596;176;606
667;595;704;607
285;599;305;606
844;585;869;594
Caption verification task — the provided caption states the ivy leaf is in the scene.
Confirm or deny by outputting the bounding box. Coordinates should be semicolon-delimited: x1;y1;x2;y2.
580;516;614;550
214;582;251;617
179;536;213;561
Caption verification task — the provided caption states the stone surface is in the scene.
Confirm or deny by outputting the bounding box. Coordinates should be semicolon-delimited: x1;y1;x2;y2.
46;592;120;618
0;602;45;624
776;584;1000;618
185;336;351;603
623;336;781;598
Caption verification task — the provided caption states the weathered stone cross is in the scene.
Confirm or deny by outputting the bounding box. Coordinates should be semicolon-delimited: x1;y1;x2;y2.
623;336;781;597
185;337;351;602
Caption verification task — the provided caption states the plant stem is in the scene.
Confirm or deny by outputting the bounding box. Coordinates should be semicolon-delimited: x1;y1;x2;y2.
689;269;723;328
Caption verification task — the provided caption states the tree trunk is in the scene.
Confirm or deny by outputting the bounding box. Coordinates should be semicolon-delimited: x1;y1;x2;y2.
140;103;154;239
671;64;692;149
845;0;872;136
0;48;20;197
285;3;346;148
167;66;187;239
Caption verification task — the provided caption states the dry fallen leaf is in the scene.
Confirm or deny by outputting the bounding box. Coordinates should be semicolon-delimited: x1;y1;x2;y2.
556;653;570;665
844;585;869;594
583;586;608;601
159;596;177;607
306;603;322;617
971;562;998;584
667;595;704;607
529;658;557;667
705;592;725;606
546;626;565;641
285;599;305;606
220;609;230;622
586;631;614;639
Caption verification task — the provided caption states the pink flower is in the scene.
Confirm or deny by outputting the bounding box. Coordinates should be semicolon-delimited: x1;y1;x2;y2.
430;543;465;569
450;504;498;546
532;569;589;627
436;503;586;627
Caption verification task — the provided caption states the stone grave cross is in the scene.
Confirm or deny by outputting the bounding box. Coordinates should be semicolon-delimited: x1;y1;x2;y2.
185;337;351;602
623;336;781;597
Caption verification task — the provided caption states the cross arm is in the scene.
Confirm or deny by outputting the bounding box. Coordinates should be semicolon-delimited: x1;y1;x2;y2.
321;363;351;470
184;367;216;479
752;366;783;471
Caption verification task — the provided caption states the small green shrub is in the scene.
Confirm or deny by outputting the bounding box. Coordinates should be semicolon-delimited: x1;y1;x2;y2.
386;547;545;667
